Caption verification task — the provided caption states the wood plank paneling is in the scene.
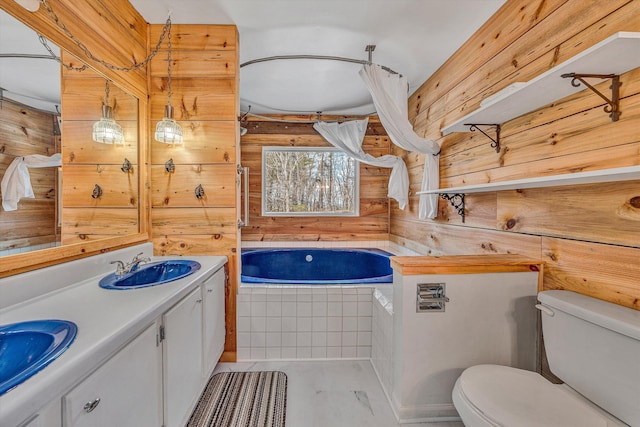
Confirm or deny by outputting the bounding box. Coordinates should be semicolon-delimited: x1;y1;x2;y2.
240;118;391;242
62;165;138;207
150;165;235;207
62;208;138;236
60;49;143;244
542;238;640;310
394;0;640;328
149;24;239;361
150;24;238;51
0;98;58;252
152;208;236;234
497;182;640;247
62;122;138;163
0;0;150;277
150;50;237;78
151;122;236;164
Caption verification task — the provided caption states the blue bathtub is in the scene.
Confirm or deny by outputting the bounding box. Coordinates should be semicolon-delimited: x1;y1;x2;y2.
241;248;393;284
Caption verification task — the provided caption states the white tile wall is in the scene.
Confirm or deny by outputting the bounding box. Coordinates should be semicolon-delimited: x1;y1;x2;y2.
237;286;375;360
371;287;394;399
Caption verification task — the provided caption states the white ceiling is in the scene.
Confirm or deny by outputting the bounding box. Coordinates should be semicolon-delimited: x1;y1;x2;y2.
1;0;506;116
129;0;506;116
0;9;61;113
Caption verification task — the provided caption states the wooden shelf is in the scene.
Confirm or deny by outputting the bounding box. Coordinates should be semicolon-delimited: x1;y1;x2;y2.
417;165;640;195
441;32;640;136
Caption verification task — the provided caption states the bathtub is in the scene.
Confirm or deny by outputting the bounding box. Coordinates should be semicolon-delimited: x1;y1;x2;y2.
240;248;393;284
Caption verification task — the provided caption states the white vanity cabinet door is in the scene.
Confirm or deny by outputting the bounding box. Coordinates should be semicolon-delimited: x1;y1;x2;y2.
62;322;162;427
18;399;61;427
202;267;226;377
163;286;203;427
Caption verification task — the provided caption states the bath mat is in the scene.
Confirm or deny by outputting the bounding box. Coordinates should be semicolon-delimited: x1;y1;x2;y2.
186;371;287;427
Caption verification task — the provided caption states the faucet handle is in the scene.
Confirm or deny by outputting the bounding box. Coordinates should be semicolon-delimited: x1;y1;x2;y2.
110;260;126;276
131;252;150;262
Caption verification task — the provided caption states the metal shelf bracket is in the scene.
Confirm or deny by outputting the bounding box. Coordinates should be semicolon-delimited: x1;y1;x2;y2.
465;124;501;153
561;73;621;121
440;193;465;223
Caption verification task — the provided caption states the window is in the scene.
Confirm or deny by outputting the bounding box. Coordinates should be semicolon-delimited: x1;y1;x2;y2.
262;147;359;216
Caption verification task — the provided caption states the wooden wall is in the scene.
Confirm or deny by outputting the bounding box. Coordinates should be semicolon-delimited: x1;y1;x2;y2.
394;0;640;311
0;0;150;276
148;24;240;360
60;54;139;244
240;116;392;242
0;98;59;251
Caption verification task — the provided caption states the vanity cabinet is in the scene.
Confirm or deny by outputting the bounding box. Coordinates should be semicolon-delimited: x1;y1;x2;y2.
202;268;226;376
163;286;204;427
4;257;228;427
18;399;61;427
62;322;162;427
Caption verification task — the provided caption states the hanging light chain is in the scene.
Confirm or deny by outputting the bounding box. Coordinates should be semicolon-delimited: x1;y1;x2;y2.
104;80;110;105
37;33;88;72
40;0;171;73
167;22;173;106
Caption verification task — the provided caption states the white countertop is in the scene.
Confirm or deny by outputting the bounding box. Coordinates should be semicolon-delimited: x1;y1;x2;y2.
0;253;227;427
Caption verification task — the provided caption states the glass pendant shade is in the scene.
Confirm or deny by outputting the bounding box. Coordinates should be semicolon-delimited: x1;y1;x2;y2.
92;104;124;145
155;104;183;144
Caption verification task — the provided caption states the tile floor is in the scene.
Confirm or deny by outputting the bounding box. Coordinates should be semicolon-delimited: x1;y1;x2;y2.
213;360;464;427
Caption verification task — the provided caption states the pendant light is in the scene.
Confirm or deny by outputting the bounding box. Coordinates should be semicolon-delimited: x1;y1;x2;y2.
92;80;124;145
155;19;183;144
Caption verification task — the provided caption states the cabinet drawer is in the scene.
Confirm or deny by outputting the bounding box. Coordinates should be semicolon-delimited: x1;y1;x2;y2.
62;323;162;427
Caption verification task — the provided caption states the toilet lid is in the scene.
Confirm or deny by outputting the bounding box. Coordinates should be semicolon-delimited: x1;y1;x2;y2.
457;365;618;427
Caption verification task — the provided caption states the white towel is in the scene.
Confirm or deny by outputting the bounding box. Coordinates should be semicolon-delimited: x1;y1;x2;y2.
1;153;62;211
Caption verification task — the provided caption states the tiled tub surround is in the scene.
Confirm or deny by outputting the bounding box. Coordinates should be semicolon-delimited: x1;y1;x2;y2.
236;241;417;361
371;286;394;401
237;286;375;360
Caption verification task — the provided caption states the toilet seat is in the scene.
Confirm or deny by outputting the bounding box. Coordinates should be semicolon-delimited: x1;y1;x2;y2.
452;365;624;427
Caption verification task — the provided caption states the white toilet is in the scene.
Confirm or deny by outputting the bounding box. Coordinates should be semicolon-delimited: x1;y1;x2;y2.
452;290;640;427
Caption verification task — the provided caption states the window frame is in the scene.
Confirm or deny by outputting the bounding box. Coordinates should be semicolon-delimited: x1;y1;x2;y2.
261;146;360;217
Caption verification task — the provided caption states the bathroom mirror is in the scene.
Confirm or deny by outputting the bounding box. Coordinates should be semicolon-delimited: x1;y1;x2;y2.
0;5;147;276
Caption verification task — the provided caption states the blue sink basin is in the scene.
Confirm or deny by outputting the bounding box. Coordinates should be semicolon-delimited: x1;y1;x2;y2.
0;319;77;395
99;260;201;290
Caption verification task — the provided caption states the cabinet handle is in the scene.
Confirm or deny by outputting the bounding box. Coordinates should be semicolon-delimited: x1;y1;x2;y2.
83;398;101;413
207;288;213;293
196;299;203;303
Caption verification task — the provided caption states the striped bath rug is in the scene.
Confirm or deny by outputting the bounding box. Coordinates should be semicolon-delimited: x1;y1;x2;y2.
187;371;287;427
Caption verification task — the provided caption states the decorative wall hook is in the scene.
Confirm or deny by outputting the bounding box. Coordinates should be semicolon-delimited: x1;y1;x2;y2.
561;73;621;121
121;158;132;173
164;158;175;173
194;184;205;199
466;124;501;153
91;184;103;199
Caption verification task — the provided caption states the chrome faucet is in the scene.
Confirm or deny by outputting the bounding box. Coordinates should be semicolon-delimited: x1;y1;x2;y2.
110;252;151;276
110;260;128;276
127;252;151;273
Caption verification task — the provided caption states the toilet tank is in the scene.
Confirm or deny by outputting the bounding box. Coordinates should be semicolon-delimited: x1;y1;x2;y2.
538;290;640;426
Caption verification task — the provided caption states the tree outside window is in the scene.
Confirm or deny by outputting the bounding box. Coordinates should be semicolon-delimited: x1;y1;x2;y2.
262;147;359;216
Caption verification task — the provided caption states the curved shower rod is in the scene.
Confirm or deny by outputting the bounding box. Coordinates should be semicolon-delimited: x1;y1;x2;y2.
0;53;59;60
240;54;401;76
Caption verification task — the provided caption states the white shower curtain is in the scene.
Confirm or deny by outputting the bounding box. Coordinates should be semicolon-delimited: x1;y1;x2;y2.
1;153;62;211
360;64;440;219
313;118;409;209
